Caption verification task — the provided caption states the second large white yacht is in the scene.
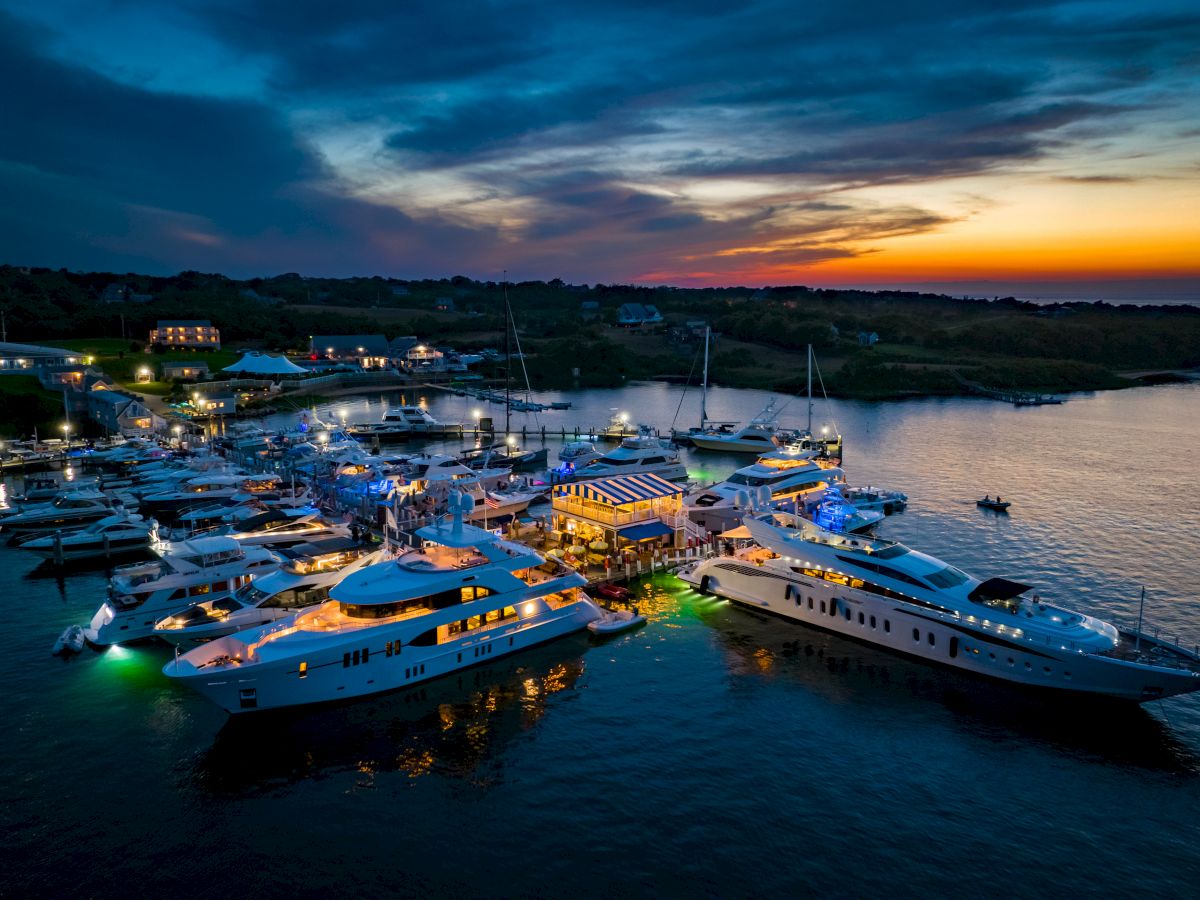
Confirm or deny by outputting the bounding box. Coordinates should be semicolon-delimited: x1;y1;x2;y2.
154;538;382;646
164;493;602;713
678;511;1200;702
85;536;279;645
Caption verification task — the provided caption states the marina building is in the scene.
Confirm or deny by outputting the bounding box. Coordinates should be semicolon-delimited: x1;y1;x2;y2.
310;335;390;369
0;341;84;373
150;320;221;349
85;387;162;435
550;473;690;557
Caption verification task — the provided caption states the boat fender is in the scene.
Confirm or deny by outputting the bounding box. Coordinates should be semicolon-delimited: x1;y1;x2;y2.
699;575;711;595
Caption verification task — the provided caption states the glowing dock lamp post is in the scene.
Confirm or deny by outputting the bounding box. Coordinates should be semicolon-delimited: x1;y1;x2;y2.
61;422;71;443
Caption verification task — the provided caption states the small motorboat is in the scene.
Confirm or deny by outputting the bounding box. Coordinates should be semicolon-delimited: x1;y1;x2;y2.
52;624;86;656
593;582;632;603
588;608;647;636
977;497;1011;511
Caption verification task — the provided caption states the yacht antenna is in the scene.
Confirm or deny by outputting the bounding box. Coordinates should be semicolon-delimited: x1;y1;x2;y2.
502;272;511;438
806;343;813;434
701;326;710;429
1135;586;1146;652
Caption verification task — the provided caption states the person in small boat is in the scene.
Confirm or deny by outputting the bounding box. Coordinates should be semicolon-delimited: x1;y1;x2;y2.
984;495;991;502
996;496;1003;504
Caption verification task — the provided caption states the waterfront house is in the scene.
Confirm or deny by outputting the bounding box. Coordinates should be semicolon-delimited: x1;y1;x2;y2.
86;388;162;435
196;393;237;416
161;362;211;381
434;297;456;312
857;331;880;347
550;473;687;556
150;320;221;350
310;335;390;369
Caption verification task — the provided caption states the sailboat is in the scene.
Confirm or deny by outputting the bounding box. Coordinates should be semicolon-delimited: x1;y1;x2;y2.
681;343;843;460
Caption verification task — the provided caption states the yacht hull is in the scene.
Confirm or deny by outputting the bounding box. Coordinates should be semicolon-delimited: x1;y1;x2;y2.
165;601;601;713
678;559;1200;702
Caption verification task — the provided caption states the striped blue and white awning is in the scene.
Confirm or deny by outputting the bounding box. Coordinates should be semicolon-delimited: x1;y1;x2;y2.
555;472;681;506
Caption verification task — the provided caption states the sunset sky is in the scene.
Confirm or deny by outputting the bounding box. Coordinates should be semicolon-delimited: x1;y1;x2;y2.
2;0;1198;297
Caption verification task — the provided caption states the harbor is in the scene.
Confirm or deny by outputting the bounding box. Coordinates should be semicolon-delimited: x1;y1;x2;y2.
5;379;1200;897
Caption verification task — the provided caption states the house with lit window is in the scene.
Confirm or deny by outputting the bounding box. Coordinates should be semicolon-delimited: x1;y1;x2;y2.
550;473;690;557
310;335;391;369
86;388;163;435
150;320;221;350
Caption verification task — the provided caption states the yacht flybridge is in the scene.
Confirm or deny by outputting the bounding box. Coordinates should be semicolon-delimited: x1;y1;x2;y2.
678;511;1200;702
164;492;602;713
85;536;279;645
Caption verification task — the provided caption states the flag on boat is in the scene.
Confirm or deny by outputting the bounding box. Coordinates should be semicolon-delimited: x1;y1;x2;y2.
485;494;502;509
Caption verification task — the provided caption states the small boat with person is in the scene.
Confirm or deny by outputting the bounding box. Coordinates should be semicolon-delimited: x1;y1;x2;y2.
977;495;1011;511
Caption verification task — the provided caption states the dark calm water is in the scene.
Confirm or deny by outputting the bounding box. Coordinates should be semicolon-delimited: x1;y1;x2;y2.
5;382;1200;897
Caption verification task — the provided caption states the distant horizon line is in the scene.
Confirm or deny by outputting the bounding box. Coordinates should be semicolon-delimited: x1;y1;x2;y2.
5;262;1199;305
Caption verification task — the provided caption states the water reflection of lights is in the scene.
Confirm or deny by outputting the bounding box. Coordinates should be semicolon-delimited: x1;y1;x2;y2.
195;647;589;791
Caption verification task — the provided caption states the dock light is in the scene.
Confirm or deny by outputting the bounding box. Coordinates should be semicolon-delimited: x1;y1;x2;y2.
357;346;364;353
619;412;628;422
822;426;829;435
61;423;70;436
506;435;516;446
473;408;482;419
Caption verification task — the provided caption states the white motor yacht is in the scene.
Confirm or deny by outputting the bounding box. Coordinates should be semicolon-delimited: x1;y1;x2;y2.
685;448;845;534
21;512;157;562
348;405;454;439
574;428;687;482
678;511;1200;702
687;400;790;453
0;490;127;534
154;538;383;646
164;493;602;713
85;536;279;645
140;473;280;514
222;509;351;548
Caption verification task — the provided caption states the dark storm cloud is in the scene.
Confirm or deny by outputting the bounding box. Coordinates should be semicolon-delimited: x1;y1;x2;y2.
0;9;492;275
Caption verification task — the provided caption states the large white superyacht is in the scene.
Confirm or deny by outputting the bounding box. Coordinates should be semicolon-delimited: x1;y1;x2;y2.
164;494;603;713
678;509;1200;702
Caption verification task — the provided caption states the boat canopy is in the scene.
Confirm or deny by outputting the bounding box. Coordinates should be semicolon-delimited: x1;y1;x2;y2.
968;577;1032;603
554;472;681;506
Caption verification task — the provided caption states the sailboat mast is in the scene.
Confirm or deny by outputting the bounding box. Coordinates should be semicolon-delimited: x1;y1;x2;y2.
700;326;709;428
503;272;511;437
806;343;813;433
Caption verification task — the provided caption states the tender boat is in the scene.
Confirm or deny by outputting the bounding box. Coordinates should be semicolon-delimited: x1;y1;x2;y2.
21;512;157;561
555;441;603;476
593;582;633;603
678;511;1200;702
843;486;908;515
977;498;1011;511
85;536;279;645
154;538;382;646
164;492;603;714
588;608;646;635
52;624;86;656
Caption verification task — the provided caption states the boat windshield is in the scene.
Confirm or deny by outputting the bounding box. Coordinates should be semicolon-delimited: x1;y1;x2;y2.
727;471;789;487
924;565;970;589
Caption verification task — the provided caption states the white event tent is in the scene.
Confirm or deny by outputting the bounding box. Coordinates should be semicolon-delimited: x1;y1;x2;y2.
222;351;307;377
